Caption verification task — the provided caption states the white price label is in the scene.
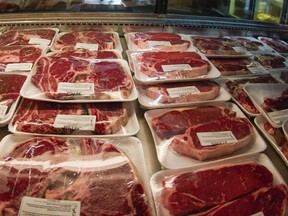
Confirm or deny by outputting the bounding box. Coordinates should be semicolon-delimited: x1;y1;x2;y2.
75;42;99;50
19;197;80;216
268;109;288;124
53;115;96;131
29;38;51;46
233;46;247;53
161;64;192;72
0;105;8;119
197;131;238;146
251;212;264;216
5;63;33;72
57;82;94;95
167;86;200;98
248;67;265;74
148;41;171;47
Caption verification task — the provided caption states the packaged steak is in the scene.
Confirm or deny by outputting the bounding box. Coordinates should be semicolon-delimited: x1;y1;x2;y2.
125;32;192;52
0;135;152;216
255;115;288;165
209;57;267;76
21;57;137;102
259;37;288;54
144;103;266;169
51;31;122;51
190;35;251;57
46;49;122;59
217;74;279;116
243;83;288;128
135;79;231;109
9;99;139;136
23;0;68;10
0;28;59;47
0;0;24;12
0;45;47;72
150;153;287;216
254;52;288;70
127;51;220;83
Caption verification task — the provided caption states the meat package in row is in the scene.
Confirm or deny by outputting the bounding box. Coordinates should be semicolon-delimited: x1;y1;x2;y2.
144;103;266;169
150;154;287;216
9;99;139;137
0;135;152;215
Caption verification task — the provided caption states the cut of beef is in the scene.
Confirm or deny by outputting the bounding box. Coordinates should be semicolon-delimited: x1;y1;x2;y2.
52;31;117;51
31;56;133;100
151;106;236;140
262;88;288;111
86;103;129;134
280;70;288;83
191;36;245;56
225;75;279;114
49;49;120;59
0;73;27;107
128;32;191;51
210;58;253;76
232;37;266;51
135;51;210;78
0;28;57;46
0;138;151;216
169;116;254;160
161;162;274;216
0;45;43;71
139;80;220;103
11;99;129;135
2;137;70;163
195;184;288;216
255;53;286;69
259;37;288;53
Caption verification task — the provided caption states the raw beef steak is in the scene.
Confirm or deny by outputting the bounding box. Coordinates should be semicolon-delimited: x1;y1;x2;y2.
151;106;236;140
262;88;288;111
0;73;27;107
169;116;254;160
195;184;288;216
0;28;57;46
161;162;274;215
128;32;190;51
255;53;287;69
135;51;210;78
31;56;133;100
210;58;254;76
0;45;43;71
11;99;129;135
232;37;266;51
52;31;117;51
2;137;70;163
259;37;288;53
191;36;245;56
280;70;288;83
225;75;279;114
139;80;220;103
49;49;120;59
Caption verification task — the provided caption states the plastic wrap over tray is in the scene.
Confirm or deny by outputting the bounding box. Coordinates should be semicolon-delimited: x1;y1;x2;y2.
258;37;288;55
125;32;193;52
135;79;231;109
150;153;287;216
128;51;220;83
144;102;266;169
0;28;59;47
9;99;139;137
46;49;122;59
21;57;137;102
0;135;152;216
254;52;288;71
51;31;122;52
0;73;27;127
0;45;48;72
23;0;68;10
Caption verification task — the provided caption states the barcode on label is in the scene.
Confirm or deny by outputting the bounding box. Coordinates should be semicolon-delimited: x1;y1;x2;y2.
5;63;33;72
167;86;200;98
148;41;171;47
53;115;96;131
57;82;94;95
248;67;265;74
197;131;238;146
161;64;192;72
75;43;99;50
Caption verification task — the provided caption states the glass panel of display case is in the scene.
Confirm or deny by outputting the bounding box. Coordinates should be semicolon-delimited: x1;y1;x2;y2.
229;0;253;19
254;0;284;23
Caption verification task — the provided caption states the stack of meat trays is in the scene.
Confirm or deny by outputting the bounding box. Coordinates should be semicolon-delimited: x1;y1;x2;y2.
243;83;288;166
125;31;231;109
0;27;57;127
0;27;154;215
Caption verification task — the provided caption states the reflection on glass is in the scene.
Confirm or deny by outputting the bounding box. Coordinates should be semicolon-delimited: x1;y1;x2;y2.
229;0;252;19
254;0;283;23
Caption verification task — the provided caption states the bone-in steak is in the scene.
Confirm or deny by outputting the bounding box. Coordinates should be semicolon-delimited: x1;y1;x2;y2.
161;162;274;215
151;106;236;140
170;116;254;160
135;51;210;78
31;56;133;100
